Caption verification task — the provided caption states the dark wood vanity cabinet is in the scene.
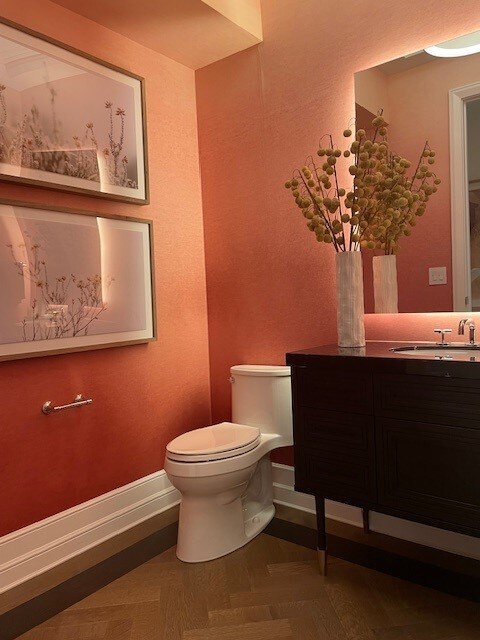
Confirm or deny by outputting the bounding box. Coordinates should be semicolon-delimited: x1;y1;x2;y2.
286;344;480;566
293;364;376;504
378;417;480;531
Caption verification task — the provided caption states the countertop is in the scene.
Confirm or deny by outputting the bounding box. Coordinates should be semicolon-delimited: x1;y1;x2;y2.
286;341;480;378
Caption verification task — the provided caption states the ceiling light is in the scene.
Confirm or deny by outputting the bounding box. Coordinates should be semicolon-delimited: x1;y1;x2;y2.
425;30;480;58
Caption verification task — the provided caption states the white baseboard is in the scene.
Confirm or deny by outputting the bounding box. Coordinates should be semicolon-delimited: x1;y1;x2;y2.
0;471;180;595
2;462;478;596
272;463;480;561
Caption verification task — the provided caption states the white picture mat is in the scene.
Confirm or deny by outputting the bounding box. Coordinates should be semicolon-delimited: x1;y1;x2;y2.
0;204;154;359
0;21;146;201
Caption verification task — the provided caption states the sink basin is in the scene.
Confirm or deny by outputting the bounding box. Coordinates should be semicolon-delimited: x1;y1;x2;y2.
392;345;480;358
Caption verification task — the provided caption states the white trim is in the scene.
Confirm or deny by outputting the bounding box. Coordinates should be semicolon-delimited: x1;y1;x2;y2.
271;463;480;560
426;43;480;59
2;463;478;596
449;81;480;311
0;470;180;595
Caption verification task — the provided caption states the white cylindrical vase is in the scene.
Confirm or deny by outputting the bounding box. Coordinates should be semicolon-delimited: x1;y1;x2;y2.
335;251;366;348
373;254;398;314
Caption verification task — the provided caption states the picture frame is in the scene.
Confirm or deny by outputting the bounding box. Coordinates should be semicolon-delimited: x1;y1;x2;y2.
0;199;156;361
0;18;148;203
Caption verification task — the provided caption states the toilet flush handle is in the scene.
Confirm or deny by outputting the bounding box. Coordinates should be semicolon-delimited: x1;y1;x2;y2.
228;376;235;383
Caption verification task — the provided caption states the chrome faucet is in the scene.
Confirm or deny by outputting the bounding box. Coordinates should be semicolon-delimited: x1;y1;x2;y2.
458;318;476;345
433;328;452;345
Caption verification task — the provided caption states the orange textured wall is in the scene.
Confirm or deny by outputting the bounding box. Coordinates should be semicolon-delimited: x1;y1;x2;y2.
196;0;480;465
0;0;211;536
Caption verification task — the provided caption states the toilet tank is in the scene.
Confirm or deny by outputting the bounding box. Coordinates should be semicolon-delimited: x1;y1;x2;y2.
230;365;292;446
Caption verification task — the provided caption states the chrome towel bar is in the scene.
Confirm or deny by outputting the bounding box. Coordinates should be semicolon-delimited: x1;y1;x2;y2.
42;394;93;415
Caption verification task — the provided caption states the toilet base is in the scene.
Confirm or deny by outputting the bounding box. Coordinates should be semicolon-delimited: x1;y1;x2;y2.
245;503;275;540
174;457;276;563
177;503;275;563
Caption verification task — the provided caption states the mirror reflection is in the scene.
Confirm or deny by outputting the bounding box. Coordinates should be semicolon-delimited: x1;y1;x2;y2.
355;31;480;313
467;100;480;310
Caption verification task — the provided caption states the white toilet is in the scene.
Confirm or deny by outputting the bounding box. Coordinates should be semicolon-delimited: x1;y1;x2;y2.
165;364;292;563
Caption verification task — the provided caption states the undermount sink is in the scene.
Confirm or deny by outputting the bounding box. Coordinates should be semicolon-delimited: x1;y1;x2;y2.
392;344;480;358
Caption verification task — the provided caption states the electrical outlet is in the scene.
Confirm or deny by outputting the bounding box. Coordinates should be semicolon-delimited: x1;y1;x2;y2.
429;266;447;285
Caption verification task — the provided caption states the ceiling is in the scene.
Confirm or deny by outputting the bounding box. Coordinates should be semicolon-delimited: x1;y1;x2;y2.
50;0;263;70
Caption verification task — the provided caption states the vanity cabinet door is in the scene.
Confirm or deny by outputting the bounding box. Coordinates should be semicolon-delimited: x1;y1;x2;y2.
293;405;376;503
295;367;373;415
375;373;480;429
377;417;480;534
297;449;376;503
295;407;374;456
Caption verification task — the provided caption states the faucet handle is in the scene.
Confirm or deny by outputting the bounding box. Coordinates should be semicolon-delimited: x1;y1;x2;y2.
434;328;452;345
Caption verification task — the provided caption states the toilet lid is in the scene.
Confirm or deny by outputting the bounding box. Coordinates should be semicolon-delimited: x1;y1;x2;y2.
166;422;260;462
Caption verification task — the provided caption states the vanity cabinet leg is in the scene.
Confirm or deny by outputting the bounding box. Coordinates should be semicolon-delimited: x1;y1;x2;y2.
315;496;327;575
362;508;370;534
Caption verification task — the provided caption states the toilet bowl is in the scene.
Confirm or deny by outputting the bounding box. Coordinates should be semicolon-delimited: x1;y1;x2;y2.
165;365;292;563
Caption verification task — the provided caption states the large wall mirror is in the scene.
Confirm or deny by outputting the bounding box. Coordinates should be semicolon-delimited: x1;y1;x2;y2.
355;30;480;313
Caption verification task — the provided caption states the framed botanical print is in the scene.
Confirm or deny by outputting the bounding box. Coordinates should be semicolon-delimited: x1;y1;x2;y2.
0;200;155;361
0;18;148;203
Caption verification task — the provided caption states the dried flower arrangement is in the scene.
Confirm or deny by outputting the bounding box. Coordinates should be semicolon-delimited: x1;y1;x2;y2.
0;84;136;189
284;113;440;254
6;242;114;342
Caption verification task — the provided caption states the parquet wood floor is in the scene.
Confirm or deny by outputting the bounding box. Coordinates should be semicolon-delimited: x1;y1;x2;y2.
17;534;480;639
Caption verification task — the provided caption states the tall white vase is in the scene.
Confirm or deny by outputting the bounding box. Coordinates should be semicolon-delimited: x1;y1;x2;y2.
373;254;398;314
335;251;366;348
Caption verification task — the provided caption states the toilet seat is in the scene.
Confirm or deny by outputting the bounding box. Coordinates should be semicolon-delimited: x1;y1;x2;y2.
166;422;261;463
